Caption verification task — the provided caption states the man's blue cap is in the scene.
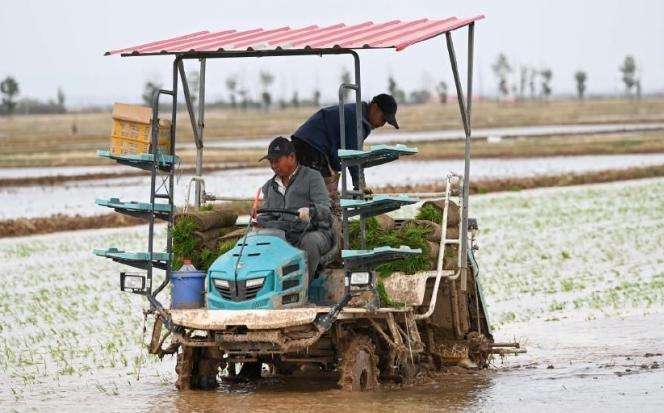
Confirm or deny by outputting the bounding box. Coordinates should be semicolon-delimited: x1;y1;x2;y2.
372;93;399;129
259;136;295;161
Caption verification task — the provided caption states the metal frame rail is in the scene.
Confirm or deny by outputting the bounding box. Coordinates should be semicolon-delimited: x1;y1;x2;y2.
125;21;477;328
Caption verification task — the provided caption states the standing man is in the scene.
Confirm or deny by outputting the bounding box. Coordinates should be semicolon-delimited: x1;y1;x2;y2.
257;137;332;281
291;93;400;194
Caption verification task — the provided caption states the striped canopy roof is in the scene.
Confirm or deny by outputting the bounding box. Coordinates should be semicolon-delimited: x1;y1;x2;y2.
105;16;484;56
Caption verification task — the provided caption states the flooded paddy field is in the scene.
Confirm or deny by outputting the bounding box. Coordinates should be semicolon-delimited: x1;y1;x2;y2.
0;165;135;179
2;153;664;219
1;177;663;412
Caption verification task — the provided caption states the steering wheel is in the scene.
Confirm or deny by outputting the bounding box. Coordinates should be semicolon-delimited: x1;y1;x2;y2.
256;207;300;216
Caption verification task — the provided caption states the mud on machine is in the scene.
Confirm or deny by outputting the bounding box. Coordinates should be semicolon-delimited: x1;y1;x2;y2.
95;16;523;390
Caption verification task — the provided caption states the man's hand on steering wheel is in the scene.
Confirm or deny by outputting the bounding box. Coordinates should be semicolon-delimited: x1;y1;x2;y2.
297;207;311;223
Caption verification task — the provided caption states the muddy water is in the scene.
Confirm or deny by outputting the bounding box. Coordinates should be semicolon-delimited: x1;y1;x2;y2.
189;122;664;149
3;153;664;219
7;314;662;412
144;313;658;413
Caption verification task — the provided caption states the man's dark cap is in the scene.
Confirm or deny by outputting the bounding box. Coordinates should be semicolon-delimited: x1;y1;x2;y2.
259;136;295;161
372;93;399;129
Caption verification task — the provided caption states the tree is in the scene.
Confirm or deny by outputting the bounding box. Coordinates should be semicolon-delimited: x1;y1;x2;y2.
619;56;637;96
528;68;537;99
187;70;199;105
56;87;66;113
435;81;448;104
225;75;238;109
291;91;300;108
259;70;274;111
409;89;432;104
518;66;528;99
142;81;162;106
1;76;19;116
312;89;321;107
341;68;351;101
238;88;249;110
491;53;512;99
540;68;553;99
387;76;406;104
574;71;587;100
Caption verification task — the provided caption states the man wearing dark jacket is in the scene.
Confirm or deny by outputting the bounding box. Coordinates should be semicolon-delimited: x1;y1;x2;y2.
257;137;332;281
291;93;400;193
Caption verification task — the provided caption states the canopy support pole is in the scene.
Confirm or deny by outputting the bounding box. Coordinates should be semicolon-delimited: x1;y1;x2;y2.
196;58;206;207
445;23;475;293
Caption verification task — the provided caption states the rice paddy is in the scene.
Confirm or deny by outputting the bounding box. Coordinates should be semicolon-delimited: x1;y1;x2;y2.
1;177;663;411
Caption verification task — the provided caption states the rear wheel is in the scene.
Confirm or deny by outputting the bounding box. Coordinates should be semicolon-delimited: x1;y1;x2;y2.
238;361;263;380
175;345;221;390
338;336;380;391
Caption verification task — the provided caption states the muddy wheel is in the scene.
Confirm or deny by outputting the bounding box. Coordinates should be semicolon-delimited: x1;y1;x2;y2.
338;336;380;391
379;350;419;383
272;359;299;376
466;332;492;368
175;346;195;390
238;361;262;380
397;359;419;381
175;345;221;390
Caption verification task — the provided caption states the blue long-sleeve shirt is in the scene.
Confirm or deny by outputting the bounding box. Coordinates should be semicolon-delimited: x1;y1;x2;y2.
293;102;372;185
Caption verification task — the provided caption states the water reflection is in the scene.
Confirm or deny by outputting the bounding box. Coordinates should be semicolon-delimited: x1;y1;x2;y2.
145;372;494;413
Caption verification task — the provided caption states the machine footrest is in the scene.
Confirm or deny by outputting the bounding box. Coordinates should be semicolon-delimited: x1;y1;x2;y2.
94;248;171;270
97;150;178;171
96;198;173;220
342;246;422;269
340;195;418;218
338;144;418;168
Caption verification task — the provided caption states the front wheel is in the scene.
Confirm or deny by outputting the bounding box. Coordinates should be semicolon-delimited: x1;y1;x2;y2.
338;336;380;391
175;345;221;390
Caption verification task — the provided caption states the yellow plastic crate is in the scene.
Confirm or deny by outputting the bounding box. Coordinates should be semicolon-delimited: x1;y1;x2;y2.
110;134;170;156
109;103;172;156
111;118;170;142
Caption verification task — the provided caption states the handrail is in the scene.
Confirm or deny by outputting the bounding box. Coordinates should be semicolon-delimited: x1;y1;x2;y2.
415;172;462;320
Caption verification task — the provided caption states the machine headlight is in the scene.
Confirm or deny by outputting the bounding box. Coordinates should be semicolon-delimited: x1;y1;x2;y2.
213;279;230;289
121;272;147;293
350;272;372;286
246;277;265;288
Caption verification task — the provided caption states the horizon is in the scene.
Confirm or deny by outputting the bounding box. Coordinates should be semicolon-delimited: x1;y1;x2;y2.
0;0;663;107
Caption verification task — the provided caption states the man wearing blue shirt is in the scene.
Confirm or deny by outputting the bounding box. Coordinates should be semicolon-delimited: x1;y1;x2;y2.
291;93;399;194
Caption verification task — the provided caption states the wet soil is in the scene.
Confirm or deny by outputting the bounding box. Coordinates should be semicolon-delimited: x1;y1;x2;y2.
0;163;253;188
2;179;663;412
381;163;664;194
2;164;664;238
5;314;662;413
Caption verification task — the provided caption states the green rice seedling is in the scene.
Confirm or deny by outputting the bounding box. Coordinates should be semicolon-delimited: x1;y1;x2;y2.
415;204;442;224
348;216;433;276
376;280;404;308
547;300;566;312
197;248;217;271
218;238;238;255
172;217;199;267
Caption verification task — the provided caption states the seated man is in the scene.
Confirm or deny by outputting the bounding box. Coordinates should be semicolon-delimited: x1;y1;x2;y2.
256;136;332;282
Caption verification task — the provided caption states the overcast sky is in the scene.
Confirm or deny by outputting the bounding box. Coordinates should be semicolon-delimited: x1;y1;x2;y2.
1;0;662;107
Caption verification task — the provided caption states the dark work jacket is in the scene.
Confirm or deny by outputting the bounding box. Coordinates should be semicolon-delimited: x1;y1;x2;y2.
257;165;331;244
293;102;372;186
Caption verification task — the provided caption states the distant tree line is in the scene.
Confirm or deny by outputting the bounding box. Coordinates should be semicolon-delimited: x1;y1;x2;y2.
1;54;648;117
491;54;643;102
0;76;67;116
140;68;452;112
